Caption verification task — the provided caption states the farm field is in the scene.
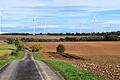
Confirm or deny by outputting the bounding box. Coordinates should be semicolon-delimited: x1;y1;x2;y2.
1;35;99;39
26;42;120;80
0;41;24;68
1;35;66;39
0;41;16;57
26;42;120;55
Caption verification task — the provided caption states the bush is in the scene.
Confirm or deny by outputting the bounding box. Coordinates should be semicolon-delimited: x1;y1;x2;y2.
15;41;25;51
56;44;65;54
11;50;18;56
30;44;42;52
6;38;15;44
14;39;20;46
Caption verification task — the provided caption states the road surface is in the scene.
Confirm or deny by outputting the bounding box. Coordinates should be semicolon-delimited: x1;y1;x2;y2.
0;51;63;80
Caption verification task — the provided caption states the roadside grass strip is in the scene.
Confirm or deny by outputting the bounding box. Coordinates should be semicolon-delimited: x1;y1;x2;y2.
32;52;101;80
45;60;101;80
0;42;24;68
32;52;42;61
0;51;24;68
0;43;16;57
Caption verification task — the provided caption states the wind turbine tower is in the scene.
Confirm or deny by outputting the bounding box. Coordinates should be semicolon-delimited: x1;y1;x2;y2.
33;18;36;36
0;8;3;35
44;20;46;34
79;22;82;33
93;16;97;33
109;24;112;32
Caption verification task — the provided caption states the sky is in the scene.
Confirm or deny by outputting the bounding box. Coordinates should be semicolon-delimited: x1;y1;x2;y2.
0;0;120;33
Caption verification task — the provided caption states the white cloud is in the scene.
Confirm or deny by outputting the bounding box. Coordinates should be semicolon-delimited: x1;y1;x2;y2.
0;0;120;32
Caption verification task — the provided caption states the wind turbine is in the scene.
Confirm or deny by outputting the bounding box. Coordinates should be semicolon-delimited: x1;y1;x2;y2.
44;20;47;35
79;22;82;34
0;8;3;35
93;16;97;33
109;24;112;32
33;17;36;36
44;22;46;34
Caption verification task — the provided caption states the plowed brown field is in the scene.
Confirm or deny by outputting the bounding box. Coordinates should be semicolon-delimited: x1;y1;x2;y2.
25;42;120;80
26;42;120;80
26;42;120;55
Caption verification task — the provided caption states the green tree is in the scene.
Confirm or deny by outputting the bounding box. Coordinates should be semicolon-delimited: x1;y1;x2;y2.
56;44;65;54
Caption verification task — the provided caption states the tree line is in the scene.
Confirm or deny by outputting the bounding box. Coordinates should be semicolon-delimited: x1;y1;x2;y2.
62;35;120;41
1;31;120;36
6;35;120;42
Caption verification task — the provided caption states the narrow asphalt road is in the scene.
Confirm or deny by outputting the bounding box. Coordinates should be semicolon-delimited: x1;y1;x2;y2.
0;51;63;80
16;53;42;80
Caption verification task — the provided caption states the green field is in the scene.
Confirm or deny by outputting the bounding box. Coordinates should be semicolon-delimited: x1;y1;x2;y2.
0;41;16;57
0;41;24;68
0;51;24;67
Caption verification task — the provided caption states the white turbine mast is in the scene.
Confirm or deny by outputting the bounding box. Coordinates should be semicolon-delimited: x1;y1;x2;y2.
33;17;36;36
109;24;112;32
44;20;46;34
93;16;97;33
0;8;3;35
79;22;82;33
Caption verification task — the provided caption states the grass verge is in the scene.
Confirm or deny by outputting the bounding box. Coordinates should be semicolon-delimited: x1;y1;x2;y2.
32;52;101;80
32;52;42;61
0;43;16;57
0;51;24;68
45;60;101;80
